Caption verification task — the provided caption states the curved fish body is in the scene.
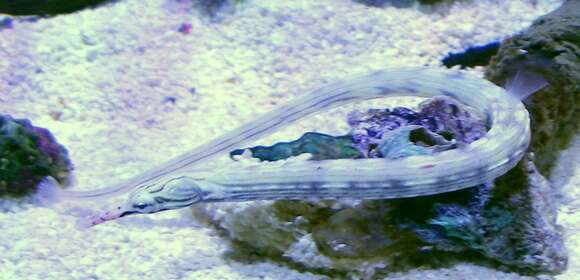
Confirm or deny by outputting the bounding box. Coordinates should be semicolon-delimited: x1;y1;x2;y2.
68;67;534;226
146;68;531;203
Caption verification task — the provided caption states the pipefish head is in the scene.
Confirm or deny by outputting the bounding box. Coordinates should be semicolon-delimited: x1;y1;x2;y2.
126;176;205;215
81;176;204;228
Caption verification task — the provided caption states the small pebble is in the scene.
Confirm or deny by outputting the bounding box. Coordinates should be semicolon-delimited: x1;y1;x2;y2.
163;96;177;105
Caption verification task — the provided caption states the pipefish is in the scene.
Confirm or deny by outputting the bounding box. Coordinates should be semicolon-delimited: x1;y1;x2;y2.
38;67;547;227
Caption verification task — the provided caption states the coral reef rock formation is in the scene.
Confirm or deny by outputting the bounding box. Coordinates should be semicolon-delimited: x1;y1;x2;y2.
0;115;72;198
485;0;580;174
196;94;567;277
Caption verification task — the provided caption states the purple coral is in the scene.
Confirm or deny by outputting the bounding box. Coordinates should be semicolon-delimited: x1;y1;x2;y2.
348;96;487;157
414;96;487;143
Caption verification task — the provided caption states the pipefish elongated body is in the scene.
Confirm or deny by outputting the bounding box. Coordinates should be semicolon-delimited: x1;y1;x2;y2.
39;67;534;226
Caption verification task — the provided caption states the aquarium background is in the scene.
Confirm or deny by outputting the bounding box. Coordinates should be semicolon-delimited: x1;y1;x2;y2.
0;0;578;279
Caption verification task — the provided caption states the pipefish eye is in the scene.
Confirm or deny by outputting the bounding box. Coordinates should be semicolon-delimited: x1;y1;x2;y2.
128;186;160;213
134;202;148;209
130;195;155;212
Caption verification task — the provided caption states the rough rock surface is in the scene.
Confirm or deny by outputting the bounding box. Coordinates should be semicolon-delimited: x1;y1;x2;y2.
485;0;580;174
0;115;72;197
197;95;567;277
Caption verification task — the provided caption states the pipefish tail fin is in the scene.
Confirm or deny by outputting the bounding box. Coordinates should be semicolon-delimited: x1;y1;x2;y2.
506;69;549;101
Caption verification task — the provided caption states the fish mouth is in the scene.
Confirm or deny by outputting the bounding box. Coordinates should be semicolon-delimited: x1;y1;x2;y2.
119;210;138;218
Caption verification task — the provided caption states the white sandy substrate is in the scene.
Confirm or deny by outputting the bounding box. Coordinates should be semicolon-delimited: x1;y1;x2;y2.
0;0;575;279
